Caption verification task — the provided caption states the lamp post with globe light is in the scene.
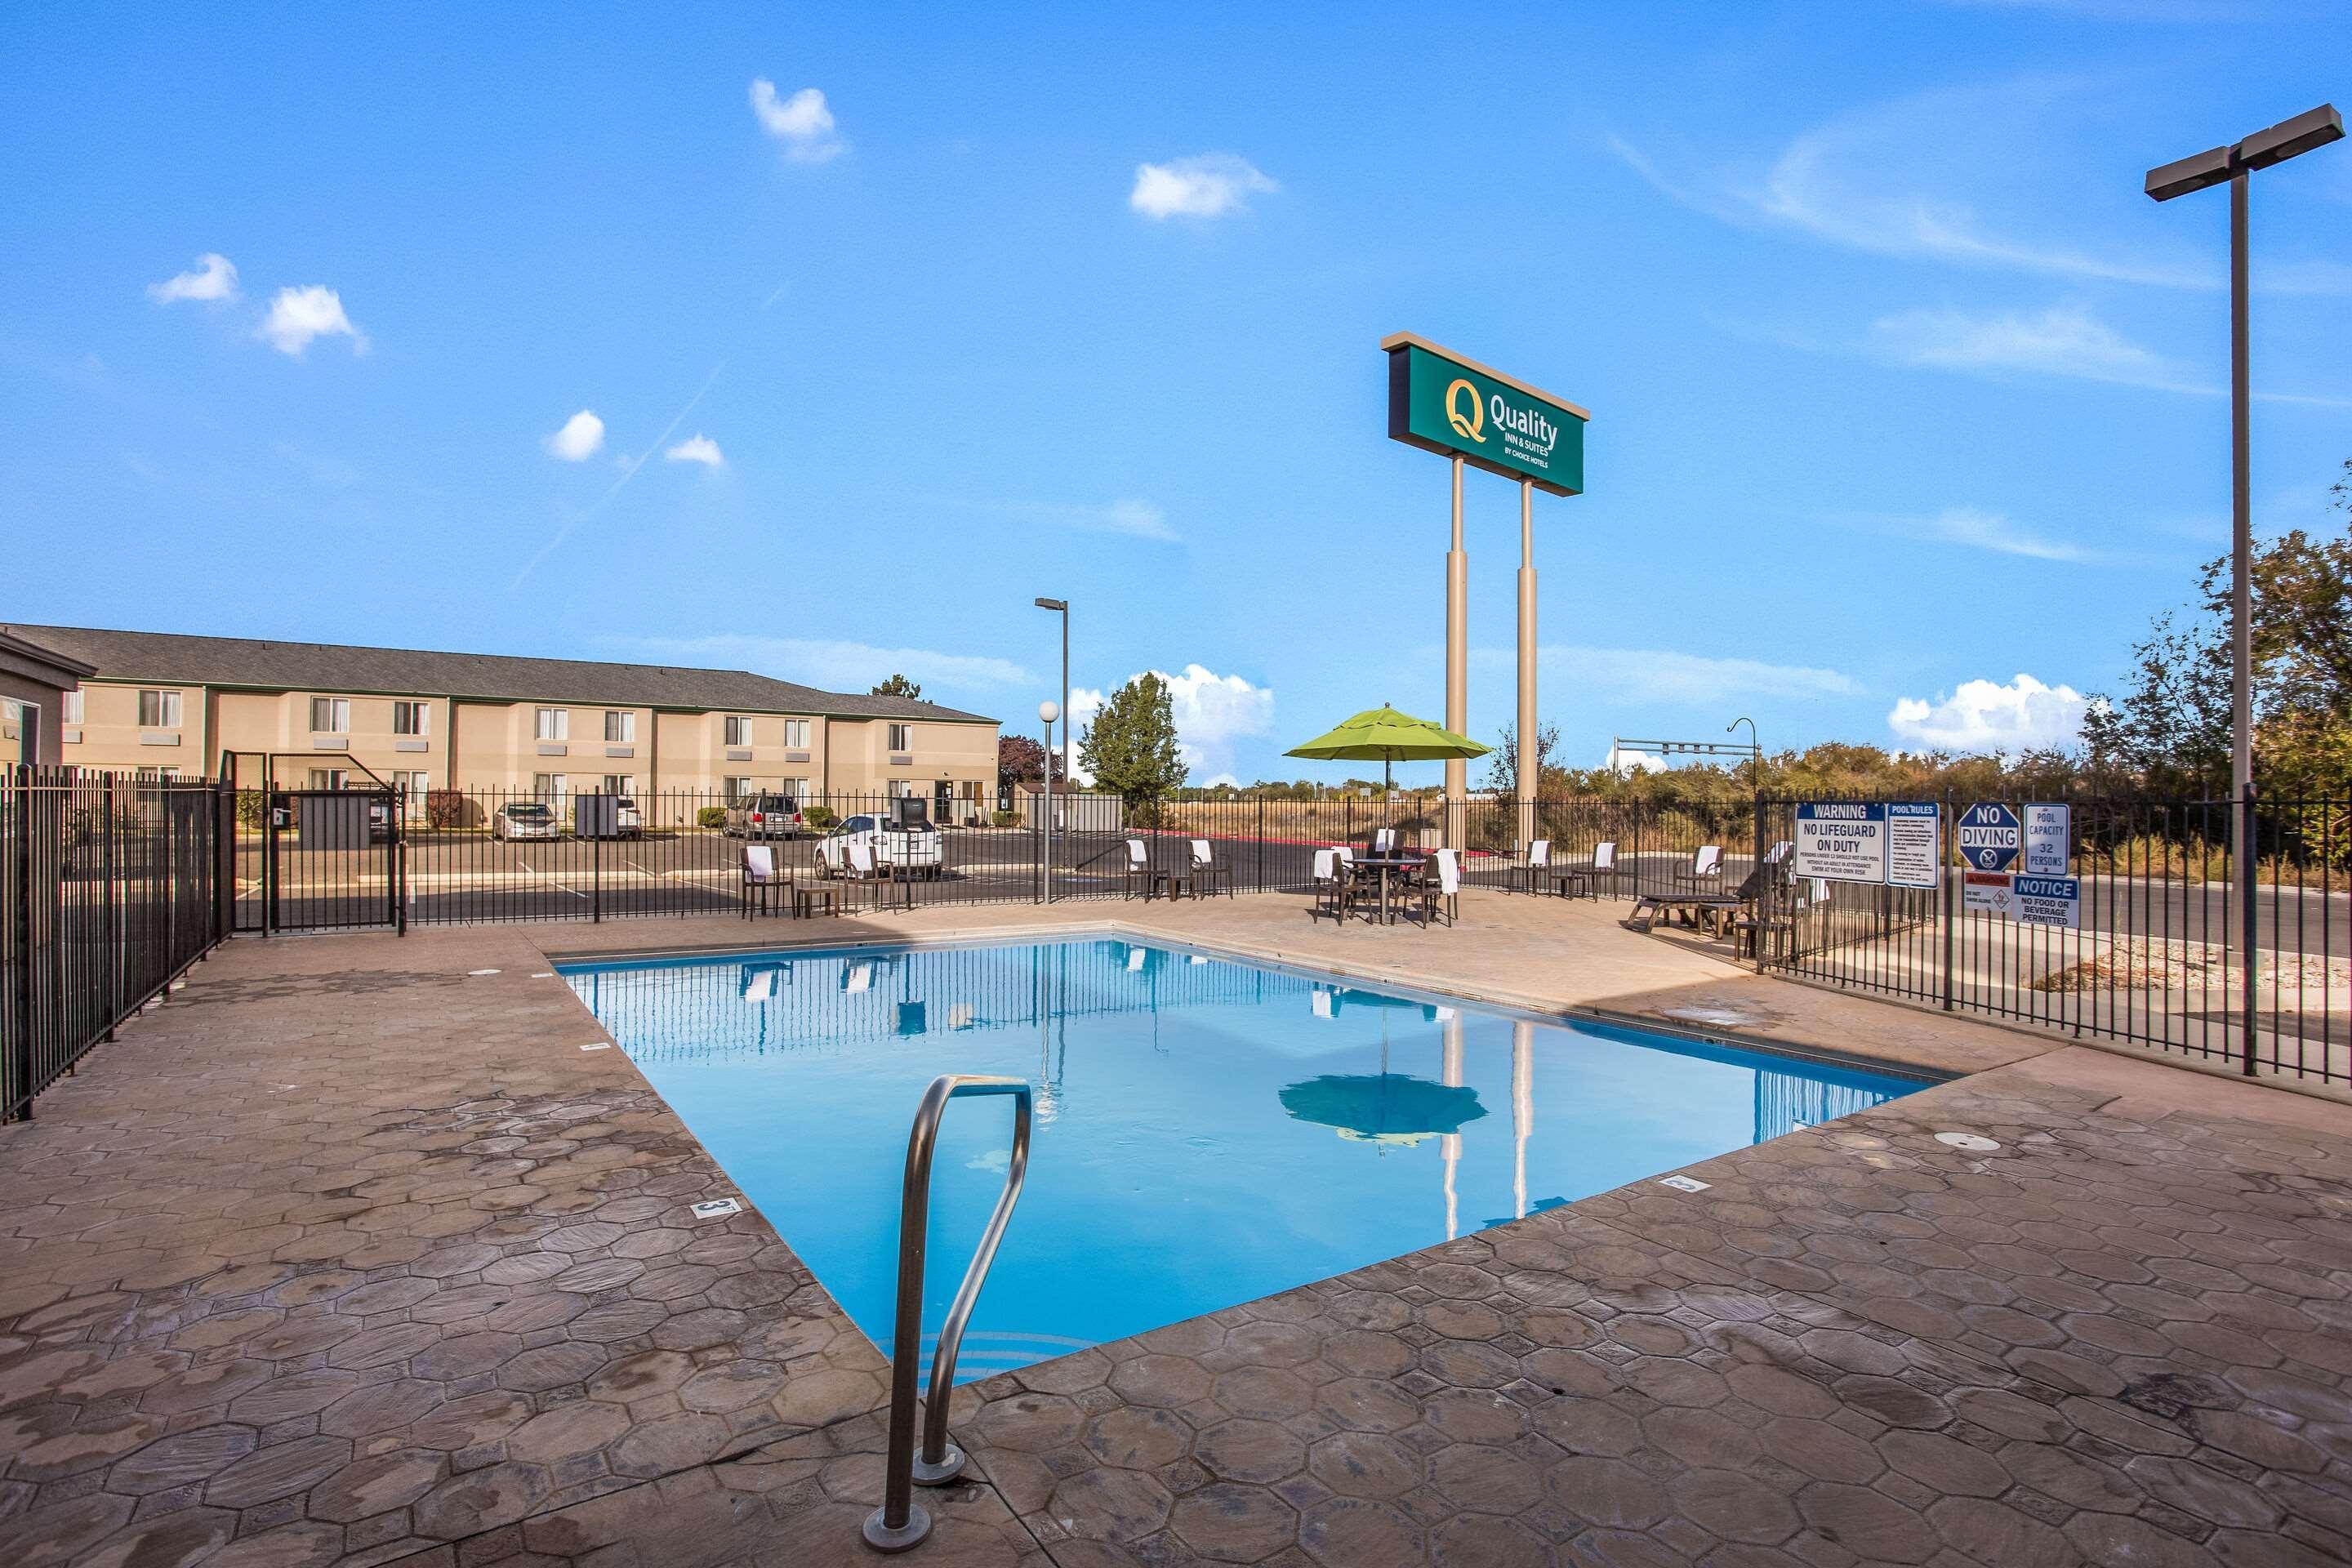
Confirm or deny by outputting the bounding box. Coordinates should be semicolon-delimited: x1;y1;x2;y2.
1039;700;1060;905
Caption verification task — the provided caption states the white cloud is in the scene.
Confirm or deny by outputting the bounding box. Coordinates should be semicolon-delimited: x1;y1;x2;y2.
1605;745;1668;777
750;80;844;162
1889;673;2089;752
146;252;239;304
623;635;1032;696
1913;506;2091;562
1867;305;2201;392
975;497;1177;542
257;285;364;356
1065;665;1276;785
1129;154;1276;220
1484;645;1859;703
546;410;606;462
664;434;724;467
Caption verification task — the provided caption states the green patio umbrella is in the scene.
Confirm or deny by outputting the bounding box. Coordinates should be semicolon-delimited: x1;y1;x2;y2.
1279;1072;1489;1148
1283;704;1490;796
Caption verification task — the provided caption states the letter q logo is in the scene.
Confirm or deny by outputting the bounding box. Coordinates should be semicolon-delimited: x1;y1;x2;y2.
1444;378;1486;443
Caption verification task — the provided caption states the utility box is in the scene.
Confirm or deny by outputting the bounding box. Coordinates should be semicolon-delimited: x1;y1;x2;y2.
573;793;618;840
296;791;371;850
893;795;929;830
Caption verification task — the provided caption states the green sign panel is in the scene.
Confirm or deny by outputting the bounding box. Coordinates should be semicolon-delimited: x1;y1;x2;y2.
1383;335;1585;496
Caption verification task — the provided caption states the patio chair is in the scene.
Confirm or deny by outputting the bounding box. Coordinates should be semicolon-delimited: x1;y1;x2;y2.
1673;844;1724;894
1554;839;1618;900
845;841;879;880
1124;837;1166;901
1308;849;1356;924
1370;826;1401;855
1516;839;1552;895
1415;848;1461;928
1188;838;1232;898
740;844;784;920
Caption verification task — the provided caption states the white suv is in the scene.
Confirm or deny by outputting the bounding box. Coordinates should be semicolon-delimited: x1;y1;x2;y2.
816;813;946;878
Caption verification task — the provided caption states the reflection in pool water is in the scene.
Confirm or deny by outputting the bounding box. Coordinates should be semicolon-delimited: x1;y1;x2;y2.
564;938;1926;1381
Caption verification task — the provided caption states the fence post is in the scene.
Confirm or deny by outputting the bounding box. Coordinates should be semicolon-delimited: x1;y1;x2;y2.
593;818;603;924
2239;782;2258;1076
11;765;34;1120
394;789;408;938
102;773;118;1039
213;780;234;944
1750;791;1766;970
1255;793;1266;893
1940;786;1955;1012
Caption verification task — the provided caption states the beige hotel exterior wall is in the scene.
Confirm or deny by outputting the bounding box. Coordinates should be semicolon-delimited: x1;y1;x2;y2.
58;679;998;807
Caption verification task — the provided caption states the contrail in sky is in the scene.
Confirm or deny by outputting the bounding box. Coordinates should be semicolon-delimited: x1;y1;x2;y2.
511;359;728;586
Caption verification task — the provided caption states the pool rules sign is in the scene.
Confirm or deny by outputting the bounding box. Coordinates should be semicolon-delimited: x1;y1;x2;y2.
1794;802;1940;888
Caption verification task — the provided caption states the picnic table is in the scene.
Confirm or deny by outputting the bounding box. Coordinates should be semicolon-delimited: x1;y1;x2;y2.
1350;854;1425;925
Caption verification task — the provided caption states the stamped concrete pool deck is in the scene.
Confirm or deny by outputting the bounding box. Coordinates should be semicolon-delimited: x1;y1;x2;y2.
2;891;2348;1566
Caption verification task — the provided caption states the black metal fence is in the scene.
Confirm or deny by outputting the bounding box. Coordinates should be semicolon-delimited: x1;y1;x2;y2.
3;766;226;1120
1750;791;2348;1086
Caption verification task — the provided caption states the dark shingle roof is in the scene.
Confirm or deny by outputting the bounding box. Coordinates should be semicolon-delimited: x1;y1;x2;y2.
0;625;996;724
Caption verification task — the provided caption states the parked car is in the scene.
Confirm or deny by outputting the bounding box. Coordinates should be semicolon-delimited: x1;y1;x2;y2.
493;801;561;841
724;793;805;840
612;796;643;839
816;813;946;878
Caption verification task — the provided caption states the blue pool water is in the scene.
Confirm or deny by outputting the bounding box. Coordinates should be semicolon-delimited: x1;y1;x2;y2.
564;938;1926;1382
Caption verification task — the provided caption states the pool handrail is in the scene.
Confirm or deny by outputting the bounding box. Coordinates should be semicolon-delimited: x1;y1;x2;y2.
864;1072;1032;1554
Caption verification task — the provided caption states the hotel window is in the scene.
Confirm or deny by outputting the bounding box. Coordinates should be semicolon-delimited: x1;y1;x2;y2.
535;707;568;742
782;777;811;801
135;766;180;782
887;723;913;751
534;773;568;803
604;710;635;743
310;697;350;733
602;773;636;797
724;777;755;805
782;719;808;748
61;690;84;725
887;779;912;800
724;715;754;747
398;771;432;814
138;689;182;728
307;768;349;790
393;701;429;736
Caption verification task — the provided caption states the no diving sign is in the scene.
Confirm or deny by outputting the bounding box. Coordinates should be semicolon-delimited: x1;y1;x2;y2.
1957;803;2020;872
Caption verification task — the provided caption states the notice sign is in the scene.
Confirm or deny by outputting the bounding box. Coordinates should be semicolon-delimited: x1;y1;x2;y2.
2025;804;2070;877
1886;802;1941;889
2014;875;2081;929
1963;871;2015;916
1793;803;1889;884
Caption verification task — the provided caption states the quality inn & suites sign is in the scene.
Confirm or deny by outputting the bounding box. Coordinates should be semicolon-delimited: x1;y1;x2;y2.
1383;332;1587;496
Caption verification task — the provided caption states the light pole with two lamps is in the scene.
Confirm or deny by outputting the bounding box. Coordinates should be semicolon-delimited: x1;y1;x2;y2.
2145;102;2341;1074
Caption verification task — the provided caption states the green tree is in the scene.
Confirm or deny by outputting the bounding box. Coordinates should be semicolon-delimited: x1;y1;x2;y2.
871;673;922;700
1478;721;1561;796
1079;673;1187;806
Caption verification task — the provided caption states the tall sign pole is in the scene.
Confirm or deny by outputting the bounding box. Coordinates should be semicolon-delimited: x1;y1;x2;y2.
1384;334;1586;853
1517;479;1537;850
1446;456;1468;844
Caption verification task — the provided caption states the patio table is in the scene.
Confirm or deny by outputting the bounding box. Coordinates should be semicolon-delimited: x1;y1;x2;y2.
1350;855;1426;925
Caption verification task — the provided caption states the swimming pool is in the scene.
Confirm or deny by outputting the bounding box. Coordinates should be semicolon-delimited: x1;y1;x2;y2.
564;937;1927;1383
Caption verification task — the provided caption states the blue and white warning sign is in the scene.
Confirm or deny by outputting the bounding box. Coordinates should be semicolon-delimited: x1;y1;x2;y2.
1793;802;1887;884
1957;802;2021;872
2013;875;2081;929
1886;802;1941;889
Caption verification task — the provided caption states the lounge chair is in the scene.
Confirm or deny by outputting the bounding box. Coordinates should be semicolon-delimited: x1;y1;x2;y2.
1188;838;1232;898
1124;837;1166;901
741;844;784;919
1415;848;1461;928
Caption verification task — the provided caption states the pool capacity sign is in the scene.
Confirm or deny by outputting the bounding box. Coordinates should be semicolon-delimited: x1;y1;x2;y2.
1793;802;1940;889
1383;334;1587;496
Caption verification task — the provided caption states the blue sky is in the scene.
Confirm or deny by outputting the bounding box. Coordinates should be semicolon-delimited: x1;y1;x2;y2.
5;2;2347;787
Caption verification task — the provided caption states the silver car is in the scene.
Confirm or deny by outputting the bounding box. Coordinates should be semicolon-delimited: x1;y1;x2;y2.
493;801;560;841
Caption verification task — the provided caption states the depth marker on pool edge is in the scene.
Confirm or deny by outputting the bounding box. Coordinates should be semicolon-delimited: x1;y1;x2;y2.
691;1198;742;1219
580;1041;612;1052
1659;1174;1711;1193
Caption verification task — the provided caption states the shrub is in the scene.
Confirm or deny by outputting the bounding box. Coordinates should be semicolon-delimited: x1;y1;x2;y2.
696;805;728;830
235;790;270;831
991;808;1022;828
803;805;837;831
425;790;468;830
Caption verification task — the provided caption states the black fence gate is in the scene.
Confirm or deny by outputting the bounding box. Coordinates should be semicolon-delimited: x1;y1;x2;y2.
225;755;403;934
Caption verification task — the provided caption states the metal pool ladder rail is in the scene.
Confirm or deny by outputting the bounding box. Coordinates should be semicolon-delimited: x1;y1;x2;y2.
863;1074;1033;1553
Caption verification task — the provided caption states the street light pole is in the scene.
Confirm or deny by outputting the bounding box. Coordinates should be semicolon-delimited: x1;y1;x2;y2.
2145;102;2341;1076
1034;599;1069;905
1726;716;1761;786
